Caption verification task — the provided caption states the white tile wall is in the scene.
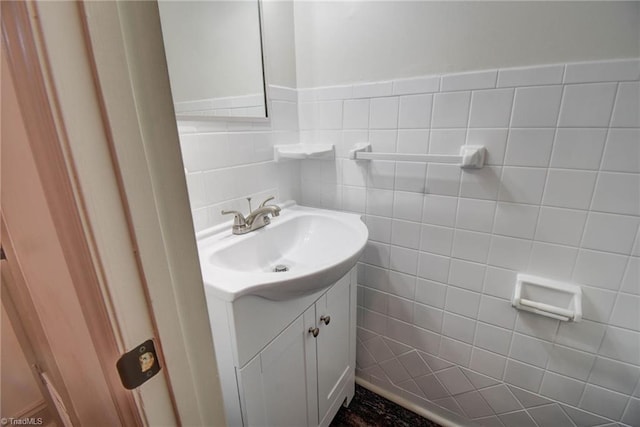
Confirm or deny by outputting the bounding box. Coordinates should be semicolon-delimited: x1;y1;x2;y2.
179;86;301;232
179;59;639;426
295;59;640;427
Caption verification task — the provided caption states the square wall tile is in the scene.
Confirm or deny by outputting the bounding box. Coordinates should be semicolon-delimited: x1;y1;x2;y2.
573;249;628;291
611;81;640;127
397;129;429;154
390;246;418;275
599;326;640;366
581;286;617;323
395;162;427;193
393;191;424;222
504;128;555;167
527;242;577;281
456;198;496;233
555;319;607;353
539;372;585;407
438;337;472;367
460;167;502;200
469;88;514;128
493;202;539;240
535;207;587;247
370;129;397;152
466;128;509;165
542;169;597;210
550;128;607;170
589;356;640;395
391;219;421;249
602;128;640;173
488;235;532;271
452;230;491;263
511;86;563;127
623;397;640;426
417;251;450;283
441;313;476;345
387;296;415;323
448;259;485;292
547;345;595;381
515;311;559;342
470;347;507;380
415;278;447;309
504;360;544;393
420;224;454;256
422;194;458;227
582;212;640;254
367;160;395;190
432;91;471;128
414;302;444;333
559;83;617;127
366;188;394;217
478;294;518;330
499;167;547;205
429;129;467;155
398;94;433;128
509;333;552;368
370;97;399;129
622;257;640;295
317;100;343;129
483;267;517;300
426;164;461;196
580;384;630;421
388;271;416;299
474;322;512;355
592;172;640;216
445;287;481;318
343;99;370;129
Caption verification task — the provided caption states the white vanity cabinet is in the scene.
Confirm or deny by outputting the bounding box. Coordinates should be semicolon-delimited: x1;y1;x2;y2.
204;267;357;427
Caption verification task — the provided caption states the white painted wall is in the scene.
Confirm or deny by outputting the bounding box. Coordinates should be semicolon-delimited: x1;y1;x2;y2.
293;1;640;88
158;1;264;101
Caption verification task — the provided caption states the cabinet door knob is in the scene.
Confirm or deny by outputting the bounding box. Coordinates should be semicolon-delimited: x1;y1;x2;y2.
308;327;319;337
320;315;331;325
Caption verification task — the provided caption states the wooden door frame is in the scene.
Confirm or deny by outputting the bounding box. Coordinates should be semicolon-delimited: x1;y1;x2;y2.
2;1;226;425
2;2;142;425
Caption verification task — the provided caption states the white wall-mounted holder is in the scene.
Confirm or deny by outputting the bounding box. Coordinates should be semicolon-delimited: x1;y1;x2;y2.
349;143;486;169
274;143;335;162
512;274;582;322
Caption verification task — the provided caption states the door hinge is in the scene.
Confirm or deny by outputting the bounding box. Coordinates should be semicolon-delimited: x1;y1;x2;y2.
116;339;161;389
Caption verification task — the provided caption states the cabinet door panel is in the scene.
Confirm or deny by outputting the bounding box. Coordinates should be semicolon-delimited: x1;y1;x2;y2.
238;307;315;427
316;274;352;420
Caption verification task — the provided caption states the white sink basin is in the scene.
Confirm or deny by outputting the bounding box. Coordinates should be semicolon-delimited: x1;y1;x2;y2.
196;202;368;301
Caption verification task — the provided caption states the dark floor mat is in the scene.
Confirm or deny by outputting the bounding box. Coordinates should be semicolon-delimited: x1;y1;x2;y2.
330;384;442;427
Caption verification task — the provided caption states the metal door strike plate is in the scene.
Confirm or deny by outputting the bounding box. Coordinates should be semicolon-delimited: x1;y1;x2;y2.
116;339;161;389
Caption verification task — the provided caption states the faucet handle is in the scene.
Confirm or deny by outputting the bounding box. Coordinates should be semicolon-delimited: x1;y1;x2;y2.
259;196;276;208
221;210;246;226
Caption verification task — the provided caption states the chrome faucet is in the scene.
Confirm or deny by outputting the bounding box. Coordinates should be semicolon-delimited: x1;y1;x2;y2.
221;196;281;235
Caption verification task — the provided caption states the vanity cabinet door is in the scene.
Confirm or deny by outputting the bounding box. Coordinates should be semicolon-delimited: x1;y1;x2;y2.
237;306;317;427
315;274;352;421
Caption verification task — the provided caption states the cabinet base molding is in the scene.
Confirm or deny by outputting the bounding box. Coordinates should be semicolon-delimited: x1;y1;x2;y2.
355;377;470;427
